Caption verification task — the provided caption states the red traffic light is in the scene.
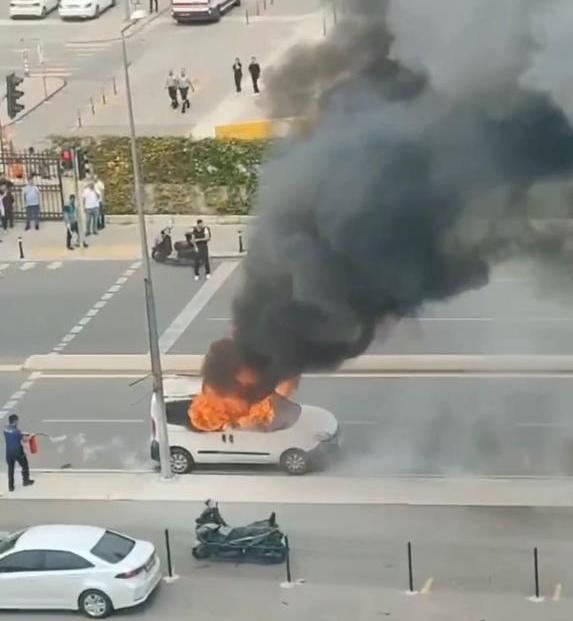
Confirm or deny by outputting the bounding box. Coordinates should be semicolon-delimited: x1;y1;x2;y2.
62;150;72;160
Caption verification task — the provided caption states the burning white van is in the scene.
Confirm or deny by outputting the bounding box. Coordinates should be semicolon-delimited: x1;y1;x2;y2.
150;376;339;475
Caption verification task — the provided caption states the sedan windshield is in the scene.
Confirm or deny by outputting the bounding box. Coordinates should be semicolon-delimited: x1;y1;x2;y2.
91;531;135;564
0;531;24;556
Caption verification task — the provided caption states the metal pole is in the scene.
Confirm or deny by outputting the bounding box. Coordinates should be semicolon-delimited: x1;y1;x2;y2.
18;236;24;259
407;541;414;592
121;26;173;480
285;536;292;583
238;229;244;253
533;547;540;599
72;148;86;248
164;529;173;577
124;0;131;21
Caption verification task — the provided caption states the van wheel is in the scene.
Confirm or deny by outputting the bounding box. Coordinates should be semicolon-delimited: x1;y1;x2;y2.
79;590;113;619
280;449;309;475
212;6;221;20
170;447;194;474
192;544;211;560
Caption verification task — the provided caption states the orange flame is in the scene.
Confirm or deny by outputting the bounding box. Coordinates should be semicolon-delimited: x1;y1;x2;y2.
189;367;301;432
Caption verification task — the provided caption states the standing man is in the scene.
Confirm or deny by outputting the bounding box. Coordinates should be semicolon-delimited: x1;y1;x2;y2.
178;69;195;114
22;177;41;231
1;183;15;230
149;0;158;13
191;219;211;281
233;57;243;93
94;174;106;230
4;414;34;492
248;56;261;94
82;180;100;237
165;70;179;109
63;193;85;250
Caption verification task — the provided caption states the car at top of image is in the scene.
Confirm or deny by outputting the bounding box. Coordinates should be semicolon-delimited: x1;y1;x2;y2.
0;525;160;619
150;375;340;475
9;0;58;19
59;0;116;20
171;0;241;23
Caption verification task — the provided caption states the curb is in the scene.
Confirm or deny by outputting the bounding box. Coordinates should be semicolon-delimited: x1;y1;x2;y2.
108;215;255;226
4;472;573;506
22;354;573;374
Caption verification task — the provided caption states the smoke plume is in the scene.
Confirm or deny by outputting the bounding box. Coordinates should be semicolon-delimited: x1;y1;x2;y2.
233;0;573;382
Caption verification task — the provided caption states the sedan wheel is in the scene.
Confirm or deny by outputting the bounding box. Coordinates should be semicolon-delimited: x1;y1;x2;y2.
170;447;194;474
280;449;309;475
79;590;113;619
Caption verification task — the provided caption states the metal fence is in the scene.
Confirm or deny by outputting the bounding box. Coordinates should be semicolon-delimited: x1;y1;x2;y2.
0;150;64;220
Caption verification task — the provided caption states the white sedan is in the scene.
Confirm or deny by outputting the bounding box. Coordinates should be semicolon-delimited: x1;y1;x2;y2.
10;0;58;18
150;376;340;475
59;0;115;19
0;525;161;618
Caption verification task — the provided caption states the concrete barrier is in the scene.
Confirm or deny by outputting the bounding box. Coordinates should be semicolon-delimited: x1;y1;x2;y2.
23;354;573;374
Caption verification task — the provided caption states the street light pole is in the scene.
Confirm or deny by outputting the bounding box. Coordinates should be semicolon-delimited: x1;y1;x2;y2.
121;19;173;480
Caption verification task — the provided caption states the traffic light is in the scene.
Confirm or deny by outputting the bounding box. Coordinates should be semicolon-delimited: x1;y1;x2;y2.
61;149;73;172
6;73;25;120
76;148;90;180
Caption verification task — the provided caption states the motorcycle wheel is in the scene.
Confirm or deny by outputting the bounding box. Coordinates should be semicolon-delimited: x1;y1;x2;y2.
192;544;211;560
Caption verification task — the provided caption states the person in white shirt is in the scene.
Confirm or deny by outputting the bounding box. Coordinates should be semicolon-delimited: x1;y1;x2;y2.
82;181;100;236
178;69;194;114
94;175;105;230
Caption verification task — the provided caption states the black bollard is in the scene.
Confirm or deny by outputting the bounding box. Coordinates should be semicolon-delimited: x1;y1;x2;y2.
407;541;414;592
164;529;173;578
533;547;540;599
18;236;24;260
238;230;245;253
245;7;249;24
285;535;292;583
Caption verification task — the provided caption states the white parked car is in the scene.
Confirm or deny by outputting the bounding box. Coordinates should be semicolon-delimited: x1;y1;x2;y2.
10;0;58;18
59;0;115;19
171;0;240;23
150;376;340;475
0;525;161;618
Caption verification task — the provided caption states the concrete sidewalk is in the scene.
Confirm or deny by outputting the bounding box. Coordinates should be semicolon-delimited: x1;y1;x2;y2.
4;471;573;506
0;219;249;261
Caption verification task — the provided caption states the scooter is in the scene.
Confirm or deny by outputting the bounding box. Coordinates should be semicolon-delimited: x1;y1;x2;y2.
151;227;198;266
192;500;287;564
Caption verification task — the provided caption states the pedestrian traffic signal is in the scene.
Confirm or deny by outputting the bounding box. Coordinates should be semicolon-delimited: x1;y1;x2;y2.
6;73;25;120
61;149;73;172
76;149;90;180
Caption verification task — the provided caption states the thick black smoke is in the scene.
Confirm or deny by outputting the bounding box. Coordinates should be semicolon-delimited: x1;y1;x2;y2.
232;1;573;383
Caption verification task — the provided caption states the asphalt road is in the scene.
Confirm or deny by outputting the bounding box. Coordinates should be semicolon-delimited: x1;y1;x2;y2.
0;500;572;619
2;373;573;477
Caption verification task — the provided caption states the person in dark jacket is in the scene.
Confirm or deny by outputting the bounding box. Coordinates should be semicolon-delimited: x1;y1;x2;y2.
248;56;261;93
190;219;211;280
233;57;243;93
3;414;34;492
0;183;14;230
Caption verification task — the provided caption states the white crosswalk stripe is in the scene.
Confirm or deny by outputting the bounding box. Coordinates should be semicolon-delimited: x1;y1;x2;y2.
20;262;36;271
47;261;63;270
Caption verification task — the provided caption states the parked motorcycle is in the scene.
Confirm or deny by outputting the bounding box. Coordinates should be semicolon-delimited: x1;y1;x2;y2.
151;227;198;266
192;500;287;563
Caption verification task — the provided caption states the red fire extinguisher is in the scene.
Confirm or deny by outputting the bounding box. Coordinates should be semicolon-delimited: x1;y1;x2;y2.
28;435;39;455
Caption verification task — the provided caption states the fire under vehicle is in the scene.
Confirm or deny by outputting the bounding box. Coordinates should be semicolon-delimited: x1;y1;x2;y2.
192;500;286;563
150;376;340;475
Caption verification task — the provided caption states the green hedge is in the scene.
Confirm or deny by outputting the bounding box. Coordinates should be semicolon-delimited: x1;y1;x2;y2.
51;136;271;214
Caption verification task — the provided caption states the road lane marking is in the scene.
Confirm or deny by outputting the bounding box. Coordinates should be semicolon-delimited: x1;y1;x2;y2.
20;262;35;271
47;261;63;270
159;261;238;354
100;293;113;300
3;401;17;409
36;374;145;379
553;583;562;602
115;276;128;284
86;309;99;317
420;577;434;595
94;300;107;308
61;334;76;343
70;326;84;334
10;391;26;400
0;411;7;420
78;317;91;326
0;263;9;272
107;285;121;292
43;419;145;424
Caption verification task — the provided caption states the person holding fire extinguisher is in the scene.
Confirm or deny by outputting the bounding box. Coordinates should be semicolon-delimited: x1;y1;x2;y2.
3;414;34;492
